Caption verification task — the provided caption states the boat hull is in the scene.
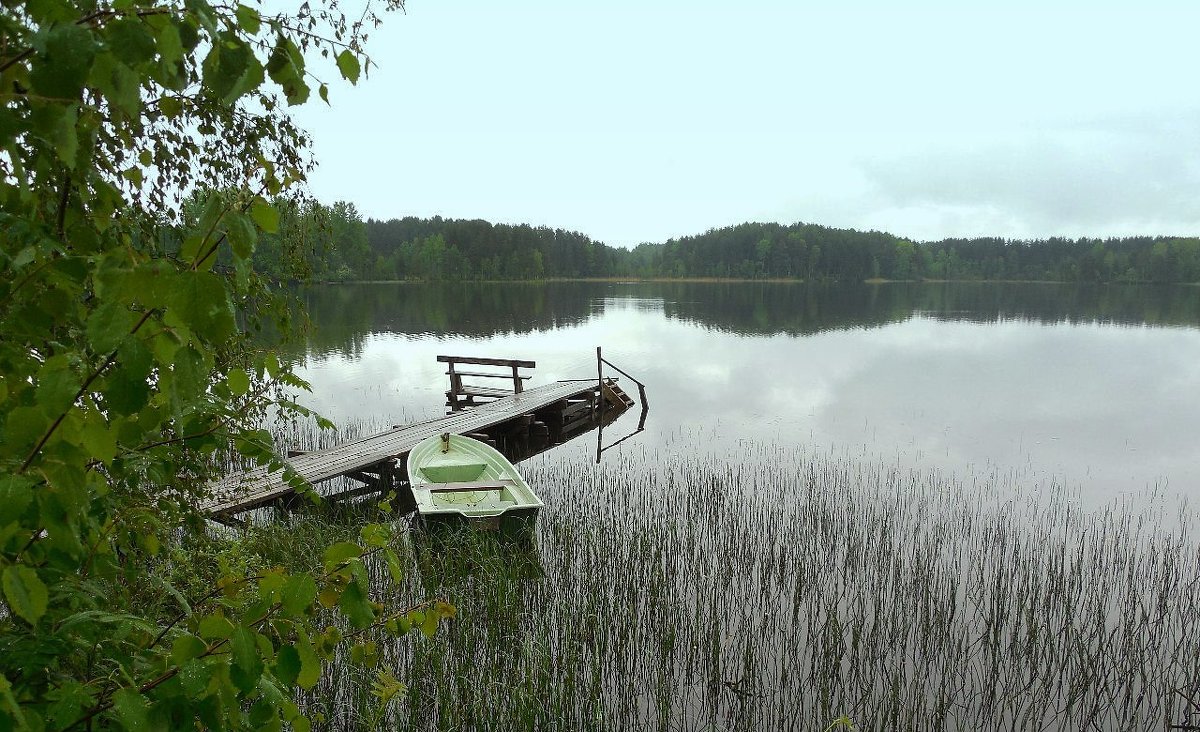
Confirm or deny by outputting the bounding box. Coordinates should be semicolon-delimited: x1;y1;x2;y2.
418;505;539;536
407;433;543;534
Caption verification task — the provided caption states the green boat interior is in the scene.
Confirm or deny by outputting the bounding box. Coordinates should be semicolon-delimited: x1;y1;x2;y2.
420;463;488;483
432;488;517;514
408;432;543;519
417;463;515;514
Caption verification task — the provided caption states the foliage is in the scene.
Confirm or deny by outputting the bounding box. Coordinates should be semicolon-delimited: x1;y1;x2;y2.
629;223;1200;283
0;0;452;728
253;199;371;283
300;212;1200;283
358;217;603;281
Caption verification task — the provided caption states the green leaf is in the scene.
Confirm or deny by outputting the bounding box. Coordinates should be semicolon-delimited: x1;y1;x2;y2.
337;578;374;629
0;477;34;520
420;610;438;638
87;300;135;352
281;573;317;617
80;415;118;463
236;4;261;34
336;50;360;84
158;95;183;118
105;338;152;416
383;548;403;585
52;105;79;166
178;659;212;698
274;645;300;686
122;167;143;188
36;356;79;417
321;542;362;570
224;210;257;259
5;407;48;454
108;18;157;65
2;566;49;625
202;32;264;104
111;689;149;731
227;367;250;396
265;35;309;105
251;200;280;233
198;613;234;640
295;629;320;689
349;641;378;668
359;523;390;549
230;625;264;694
169;345;207;404
168;272;234;339
29;24;98;99
154;19;184;67
171;634;209;666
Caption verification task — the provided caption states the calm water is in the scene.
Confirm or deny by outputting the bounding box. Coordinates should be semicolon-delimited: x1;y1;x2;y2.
290;281;1200;507
289;282;1200;730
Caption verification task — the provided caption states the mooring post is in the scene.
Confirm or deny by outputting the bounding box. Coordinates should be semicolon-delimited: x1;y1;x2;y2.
596;346;604;463
596;346;605;415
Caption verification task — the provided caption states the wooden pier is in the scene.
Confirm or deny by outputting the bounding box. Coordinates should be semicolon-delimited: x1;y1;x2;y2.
205;355;643;523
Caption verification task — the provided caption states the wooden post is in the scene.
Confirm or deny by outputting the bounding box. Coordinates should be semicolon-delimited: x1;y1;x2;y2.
447;360;459;411
596;346;604;463
596;347;605;415
512;363;523;394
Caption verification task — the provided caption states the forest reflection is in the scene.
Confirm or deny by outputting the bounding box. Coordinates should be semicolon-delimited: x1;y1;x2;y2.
295;281;1200;360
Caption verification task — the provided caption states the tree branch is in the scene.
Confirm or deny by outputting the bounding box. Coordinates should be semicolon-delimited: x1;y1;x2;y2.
19;309;155;472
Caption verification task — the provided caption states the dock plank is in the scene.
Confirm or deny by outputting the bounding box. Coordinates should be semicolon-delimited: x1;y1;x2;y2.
203;380;597;517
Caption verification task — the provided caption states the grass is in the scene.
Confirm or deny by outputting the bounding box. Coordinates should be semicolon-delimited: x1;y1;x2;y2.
271;434;1200;731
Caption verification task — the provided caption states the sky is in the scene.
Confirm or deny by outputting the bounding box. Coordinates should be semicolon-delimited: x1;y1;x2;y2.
292;0;1200;247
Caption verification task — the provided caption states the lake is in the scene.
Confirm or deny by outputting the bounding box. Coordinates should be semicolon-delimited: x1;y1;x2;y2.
292;281;1200;507
285;281;1200;730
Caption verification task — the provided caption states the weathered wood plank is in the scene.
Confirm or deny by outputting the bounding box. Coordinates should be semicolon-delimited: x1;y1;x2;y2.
453;385;513;399
437;355;536;368
447;371;531;380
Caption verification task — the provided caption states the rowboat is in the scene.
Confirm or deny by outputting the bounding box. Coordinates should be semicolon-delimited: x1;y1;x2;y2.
406;432;544;533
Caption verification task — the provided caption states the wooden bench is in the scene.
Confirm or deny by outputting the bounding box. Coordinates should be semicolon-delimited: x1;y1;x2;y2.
439;355;536;412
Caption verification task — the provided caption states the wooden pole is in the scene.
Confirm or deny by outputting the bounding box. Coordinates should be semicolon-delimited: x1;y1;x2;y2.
596;346;604;414
596;346;603;463
447;360;461;411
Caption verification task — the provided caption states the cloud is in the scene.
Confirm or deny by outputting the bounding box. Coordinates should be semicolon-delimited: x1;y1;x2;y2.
855;117;1200;241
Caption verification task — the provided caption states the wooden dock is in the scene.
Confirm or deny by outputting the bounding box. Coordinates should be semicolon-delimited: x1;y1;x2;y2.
205;357;642;522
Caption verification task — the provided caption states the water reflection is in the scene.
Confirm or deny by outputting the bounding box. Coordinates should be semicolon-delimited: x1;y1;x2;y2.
297;281;1200;358
291;282;1200;505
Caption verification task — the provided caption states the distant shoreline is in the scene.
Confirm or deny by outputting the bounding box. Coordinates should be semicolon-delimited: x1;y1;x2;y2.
320;277;1195;286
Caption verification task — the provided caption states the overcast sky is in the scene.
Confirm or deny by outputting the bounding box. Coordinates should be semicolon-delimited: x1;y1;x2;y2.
292;0;1200;247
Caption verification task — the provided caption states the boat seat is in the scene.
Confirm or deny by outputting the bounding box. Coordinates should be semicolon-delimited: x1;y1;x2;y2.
425;479;517;493
420;463;488;483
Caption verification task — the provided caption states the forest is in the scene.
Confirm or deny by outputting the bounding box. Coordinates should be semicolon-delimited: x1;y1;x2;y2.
258;202;1200;284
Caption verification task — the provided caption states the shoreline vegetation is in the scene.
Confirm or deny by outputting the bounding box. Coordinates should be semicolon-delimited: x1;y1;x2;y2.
255;203;1200;285
330;275;1200;286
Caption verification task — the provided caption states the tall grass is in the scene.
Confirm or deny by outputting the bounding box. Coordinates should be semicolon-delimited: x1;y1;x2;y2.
296;440;1200;731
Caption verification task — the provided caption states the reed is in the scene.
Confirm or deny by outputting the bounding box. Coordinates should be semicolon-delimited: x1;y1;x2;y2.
277;432;1200;731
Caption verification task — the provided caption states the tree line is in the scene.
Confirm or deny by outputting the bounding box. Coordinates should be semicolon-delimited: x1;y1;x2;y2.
257;207;1200;284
